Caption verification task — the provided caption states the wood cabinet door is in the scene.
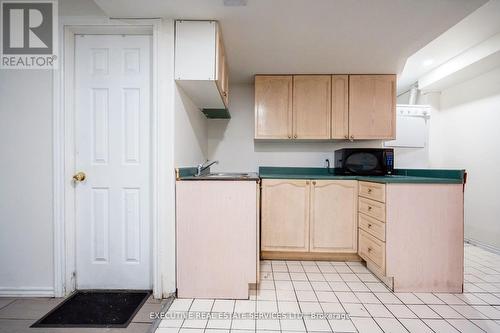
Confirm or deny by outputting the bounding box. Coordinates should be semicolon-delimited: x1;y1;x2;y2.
216;27;228;107
310;180;358;253
261;179;310;252
255;76;293;139
293;75;331;139
331;75;349;139
348;75;396;140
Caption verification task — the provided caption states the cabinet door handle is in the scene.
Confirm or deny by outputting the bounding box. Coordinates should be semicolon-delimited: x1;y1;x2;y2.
305;181;310;185
367;188;372;193
368;206;372;210
350;135;354;141
367;247;372;252
312;181;316;185
288;135;292;139
344;135;348;139
294;134;297;139
367;224;372;228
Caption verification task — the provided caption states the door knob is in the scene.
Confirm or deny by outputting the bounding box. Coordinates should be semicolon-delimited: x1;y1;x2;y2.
73;171;86;182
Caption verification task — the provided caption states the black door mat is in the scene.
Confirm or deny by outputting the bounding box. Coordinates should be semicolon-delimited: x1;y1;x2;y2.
31;290;151;328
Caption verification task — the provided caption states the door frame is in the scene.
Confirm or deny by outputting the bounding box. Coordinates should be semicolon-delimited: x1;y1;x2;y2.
53;19;174;298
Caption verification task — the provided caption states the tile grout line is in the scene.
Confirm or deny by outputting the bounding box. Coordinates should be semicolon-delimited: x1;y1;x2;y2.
299;260;322;333
163;244;500;333
0;298;17;312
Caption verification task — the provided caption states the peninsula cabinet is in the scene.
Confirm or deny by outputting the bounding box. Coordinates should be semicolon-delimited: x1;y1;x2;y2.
357;181;464;292
349;75;396;140
254;74;395;140
261;179;359;260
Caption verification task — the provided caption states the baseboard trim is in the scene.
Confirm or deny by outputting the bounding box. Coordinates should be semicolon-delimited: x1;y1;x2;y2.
261;251;362;261
465;238;500;255
0;287;55;297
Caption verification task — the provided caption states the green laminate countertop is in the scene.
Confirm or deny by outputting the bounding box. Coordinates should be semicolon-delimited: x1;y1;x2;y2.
259;167;465;184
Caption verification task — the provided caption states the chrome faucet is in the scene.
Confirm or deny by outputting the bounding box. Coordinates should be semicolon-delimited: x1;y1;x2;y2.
196;160;219;176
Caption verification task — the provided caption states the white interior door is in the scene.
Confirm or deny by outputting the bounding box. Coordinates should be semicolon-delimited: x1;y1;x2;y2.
74;34;151;289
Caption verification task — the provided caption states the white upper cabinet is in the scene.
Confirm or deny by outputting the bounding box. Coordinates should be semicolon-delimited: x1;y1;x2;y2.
175;21;218;80
175;20;229;114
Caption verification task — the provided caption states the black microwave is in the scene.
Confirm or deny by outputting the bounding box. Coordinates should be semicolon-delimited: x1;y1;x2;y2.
334;148;394;176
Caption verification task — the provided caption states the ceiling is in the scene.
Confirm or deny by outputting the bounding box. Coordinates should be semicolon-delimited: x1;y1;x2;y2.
89;0;486;84
399;0;500;94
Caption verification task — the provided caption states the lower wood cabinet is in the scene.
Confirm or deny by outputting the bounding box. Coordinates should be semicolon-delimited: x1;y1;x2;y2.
261;179;310;252
357;181;464;293
261;179;358;257
261;178;464;292
176;180;258;299
358;228;386;273
310;180;358;253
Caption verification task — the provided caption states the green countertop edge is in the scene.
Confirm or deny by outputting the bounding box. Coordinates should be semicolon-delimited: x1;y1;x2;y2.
177;167;198;178
178;166;465;184
202;108;231;119
258;166;465;184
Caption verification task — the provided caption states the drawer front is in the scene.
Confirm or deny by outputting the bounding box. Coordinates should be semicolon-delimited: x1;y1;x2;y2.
359;213;385;241
358;229;385;272
358;181;385;203
359;197;385;221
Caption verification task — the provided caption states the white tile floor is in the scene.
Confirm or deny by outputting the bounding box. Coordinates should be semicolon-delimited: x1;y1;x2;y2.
157;244;500;333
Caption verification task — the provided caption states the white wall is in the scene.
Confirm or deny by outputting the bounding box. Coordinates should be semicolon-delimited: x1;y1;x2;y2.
397;90;411;104
429;66;500;249
0;16;182;298
208;83;427;172
0;70;54;295
174;85;208;166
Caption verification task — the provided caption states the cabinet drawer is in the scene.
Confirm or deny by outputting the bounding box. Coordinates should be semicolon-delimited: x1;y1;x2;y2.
358;181;385;203
359;229;385;272
359;197;385;221
359;213;385;241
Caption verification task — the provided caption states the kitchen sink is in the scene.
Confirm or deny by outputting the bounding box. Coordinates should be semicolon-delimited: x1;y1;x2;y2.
192;172;259;180
205;172;252;178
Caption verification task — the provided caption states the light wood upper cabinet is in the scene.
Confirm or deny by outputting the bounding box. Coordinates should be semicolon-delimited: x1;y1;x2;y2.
255;76;293;139
310;180;358;253
331;75;349;139
293;75;331;139
348;75;396;140
255;74;395;140
261;179;310;252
